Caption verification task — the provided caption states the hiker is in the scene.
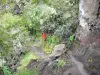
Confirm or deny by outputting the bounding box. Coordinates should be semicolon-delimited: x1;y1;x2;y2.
41;33;47;47
42;33;47;41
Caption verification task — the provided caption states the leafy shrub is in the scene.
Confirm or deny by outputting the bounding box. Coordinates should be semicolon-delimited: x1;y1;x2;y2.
40;13;65;33
0;12;31;72
43;35;60;54
41;13;71;38
18;52;39;70
0;12;28;55
23;4;56;36
41;0;79;40
2;65;12;75
0;67;4;75
68;34;75;44
1;0;7;4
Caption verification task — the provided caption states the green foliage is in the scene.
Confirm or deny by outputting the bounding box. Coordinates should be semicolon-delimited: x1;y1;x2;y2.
88;58;93;63
43;35;60;54
40;13;65;33
0;67;4;75
0;0;79;74
66;34;75;48
0;12;31;73
1;0;7;4
41;0;79;39
56;59;66;69
23;4;41;36
32;0;40;3
2;65;12;75
0;13;28;56
15;68;39;75
44;0;53;5
0;14;13;56
68;34;75;42
18;52;39;70
24;4;56;35
1;13;21;28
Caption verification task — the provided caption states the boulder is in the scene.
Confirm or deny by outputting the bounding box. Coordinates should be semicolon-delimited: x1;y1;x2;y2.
50;44;66;57
26;59;38;70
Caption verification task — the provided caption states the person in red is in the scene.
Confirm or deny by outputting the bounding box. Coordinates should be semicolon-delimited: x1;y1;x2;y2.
42;33;47;41
42;33;47;47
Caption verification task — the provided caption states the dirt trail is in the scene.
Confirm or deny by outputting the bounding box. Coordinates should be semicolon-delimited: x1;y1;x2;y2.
29;46;47;59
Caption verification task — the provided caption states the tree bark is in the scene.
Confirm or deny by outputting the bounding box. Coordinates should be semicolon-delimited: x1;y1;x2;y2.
76;0;100;41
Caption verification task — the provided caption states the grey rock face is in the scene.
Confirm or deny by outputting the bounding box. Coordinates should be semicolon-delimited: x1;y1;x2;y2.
72;44;100;75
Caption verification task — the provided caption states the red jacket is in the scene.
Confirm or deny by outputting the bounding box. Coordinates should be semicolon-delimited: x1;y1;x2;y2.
42;33;46;39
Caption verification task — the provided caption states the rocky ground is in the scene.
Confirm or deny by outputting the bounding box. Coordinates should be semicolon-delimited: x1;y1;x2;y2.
26;44;91;75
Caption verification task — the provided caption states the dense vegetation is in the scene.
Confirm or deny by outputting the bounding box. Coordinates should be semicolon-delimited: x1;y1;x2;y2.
0;0;79;75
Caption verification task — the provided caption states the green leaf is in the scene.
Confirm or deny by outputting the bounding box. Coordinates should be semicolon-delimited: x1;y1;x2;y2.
68;34;74;41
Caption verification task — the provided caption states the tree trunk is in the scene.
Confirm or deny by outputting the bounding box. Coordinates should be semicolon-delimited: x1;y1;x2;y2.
76;0;100;41
73;0;100;75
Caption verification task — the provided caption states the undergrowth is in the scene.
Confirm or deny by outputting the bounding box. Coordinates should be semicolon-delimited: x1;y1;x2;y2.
15;68;39;75
18;52;39;70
